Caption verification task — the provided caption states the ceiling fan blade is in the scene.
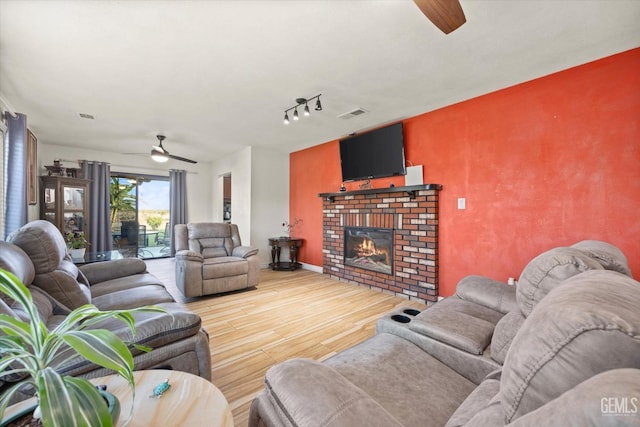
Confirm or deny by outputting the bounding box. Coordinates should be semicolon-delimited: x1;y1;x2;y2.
413;0;466;34
167;153;198;164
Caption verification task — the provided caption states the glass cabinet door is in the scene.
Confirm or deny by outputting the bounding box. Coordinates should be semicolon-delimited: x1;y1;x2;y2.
40;176;91;245
63;186;85;234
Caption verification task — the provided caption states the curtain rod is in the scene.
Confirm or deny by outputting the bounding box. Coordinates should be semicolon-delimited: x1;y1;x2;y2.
56;158;198;175
0;94;18;118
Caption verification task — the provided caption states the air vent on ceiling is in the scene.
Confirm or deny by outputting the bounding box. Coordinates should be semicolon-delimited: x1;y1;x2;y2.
337;108;368;120
79;113;95;120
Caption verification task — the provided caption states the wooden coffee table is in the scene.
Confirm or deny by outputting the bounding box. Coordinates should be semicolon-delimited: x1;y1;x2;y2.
3;370;233;427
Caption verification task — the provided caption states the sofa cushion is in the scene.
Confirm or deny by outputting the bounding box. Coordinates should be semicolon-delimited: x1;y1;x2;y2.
325;333;477;427
409;298;504;355
91;285;174;310
445;373;501;427
516;247;603;316
202;256;248;279
7;220;91;309
7;220;68;275
455;275;517;314
264;359;403;427
0;242;35;291
200;242;228;258
508;369;640;427
490;310;525;365
571;239;632;277
89;272;164;298
79;258;148;285
501;270;640;422
55;302;202;377
187;223;234;256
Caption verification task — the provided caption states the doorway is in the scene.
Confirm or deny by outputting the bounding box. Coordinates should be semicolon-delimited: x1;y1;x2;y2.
223;174;231;222
110;173;170;259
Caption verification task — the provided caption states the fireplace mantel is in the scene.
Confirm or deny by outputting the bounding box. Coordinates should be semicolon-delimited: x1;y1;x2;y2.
319;184;442;202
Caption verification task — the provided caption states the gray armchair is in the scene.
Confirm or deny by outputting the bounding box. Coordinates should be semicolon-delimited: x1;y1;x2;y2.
174;222;260;297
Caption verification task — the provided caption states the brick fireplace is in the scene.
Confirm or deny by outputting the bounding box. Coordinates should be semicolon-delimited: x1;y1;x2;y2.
319;184;442;303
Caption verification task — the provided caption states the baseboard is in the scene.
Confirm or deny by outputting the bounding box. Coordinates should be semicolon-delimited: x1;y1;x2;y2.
260;262;322;273
301;263;323;273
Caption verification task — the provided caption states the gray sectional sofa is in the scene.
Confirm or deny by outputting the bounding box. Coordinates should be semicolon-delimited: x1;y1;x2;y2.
0;220;211;401
249;241;640;426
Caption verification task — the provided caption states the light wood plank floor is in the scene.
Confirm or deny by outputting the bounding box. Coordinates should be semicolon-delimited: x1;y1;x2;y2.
145;258;426;427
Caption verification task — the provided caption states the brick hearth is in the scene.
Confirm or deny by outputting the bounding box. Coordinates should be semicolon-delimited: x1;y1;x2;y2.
319;184;442;303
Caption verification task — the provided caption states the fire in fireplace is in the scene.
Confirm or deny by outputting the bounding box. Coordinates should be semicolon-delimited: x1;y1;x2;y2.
344;227;393;275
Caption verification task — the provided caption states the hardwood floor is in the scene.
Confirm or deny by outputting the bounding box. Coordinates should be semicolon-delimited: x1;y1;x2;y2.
145;258;426;427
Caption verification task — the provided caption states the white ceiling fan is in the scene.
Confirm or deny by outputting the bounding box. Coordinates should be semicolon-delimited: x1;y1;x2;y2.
151;135;197;164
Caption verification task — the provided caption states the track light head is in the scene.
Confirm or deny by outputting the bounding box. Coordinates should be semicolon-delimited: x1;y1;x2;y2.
304;103;310;116
284;112;290;124
315;97;322;111
293;108;299;120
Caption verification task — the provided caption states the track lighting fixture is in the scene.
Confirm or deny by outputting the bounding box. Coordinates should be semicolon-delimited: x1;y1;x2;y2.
283;94;322;125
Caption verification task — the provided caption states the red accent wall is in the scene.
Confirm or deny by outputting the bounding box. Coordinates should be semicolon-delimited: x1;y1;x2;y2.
290;48;640;296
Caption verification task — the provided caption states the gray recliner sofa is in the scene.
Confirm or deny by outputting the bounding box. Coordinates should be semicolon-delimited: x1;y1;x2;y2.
377;240;632;384
249;242;639;426
0;220;211;400
174;222;260;297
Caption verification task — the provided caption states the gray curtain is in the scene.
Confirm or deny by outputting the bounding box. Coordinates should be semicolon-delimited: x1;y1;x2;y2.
169;169;188;256
81;161;112;252
3;112;28;239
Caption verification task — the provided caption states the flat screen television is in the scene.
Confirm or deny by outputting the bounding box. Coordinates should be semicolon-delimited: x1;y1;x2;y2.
339;122;406;182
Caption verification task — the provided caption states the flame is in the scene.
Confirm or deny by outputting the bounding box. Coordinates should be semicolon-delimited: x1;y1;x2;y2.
356;238;388;261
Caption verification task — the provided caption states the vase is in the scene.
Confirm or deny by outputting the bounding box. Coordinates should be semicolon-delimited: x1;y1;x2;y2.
0;390;120;427
70;248;86;259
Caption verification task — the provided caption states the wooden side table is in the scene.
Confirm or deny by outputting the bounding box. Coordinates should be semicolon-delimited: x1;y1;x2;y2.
268;237;303;271
2;370;234;427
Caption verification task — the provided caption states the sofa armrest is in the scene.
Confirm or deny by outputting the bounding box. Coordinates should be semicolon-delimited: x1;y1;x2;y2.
79;258;148;285
264;358;402;427
175;250;204;262
455;275;517;314
232;245;258;259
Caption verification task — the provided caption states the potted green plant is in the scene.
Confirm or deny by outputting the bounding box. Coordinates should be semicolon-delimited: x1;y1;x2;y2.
0;268;165;427
64;231;88;259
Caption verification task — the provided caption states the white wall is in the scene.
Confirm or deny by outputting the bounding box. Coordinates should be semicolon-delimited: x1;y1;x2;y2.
210;146;252;243
250;146;289;267
210;146;289;267
37;143;213;222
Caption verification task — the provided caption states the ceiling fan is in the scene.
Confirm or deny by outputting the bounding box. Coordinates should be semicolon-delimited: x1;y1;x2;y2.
413;0;466;34
151;135;197;164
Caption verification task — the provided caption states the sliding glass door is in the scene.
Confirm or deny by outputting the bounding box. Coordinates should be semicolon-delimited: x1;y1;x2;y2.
110;173;170;259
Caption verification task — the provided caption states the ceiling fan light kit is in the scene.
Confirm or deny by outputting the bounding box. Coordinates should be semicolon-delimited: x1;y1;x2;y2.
150;135;197;164
284;94;322;125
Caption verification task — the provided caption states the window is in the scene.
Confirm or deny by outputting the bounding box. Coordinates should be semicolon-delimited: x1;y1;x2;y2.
110;173;170;259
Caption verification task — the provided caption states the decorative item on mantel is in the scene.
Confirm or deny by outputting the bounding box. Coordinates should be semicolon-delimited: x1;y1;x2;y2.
282;218;301;238
44;159;83;178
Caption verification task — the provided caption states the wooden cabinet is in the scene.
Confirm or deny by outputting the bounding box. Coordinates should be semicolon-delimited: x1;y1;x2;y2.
40;176;91;242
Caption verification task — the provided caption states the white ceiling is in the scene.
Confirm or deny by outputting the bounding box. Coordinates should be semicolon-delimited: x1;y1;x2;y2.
1;0;639;164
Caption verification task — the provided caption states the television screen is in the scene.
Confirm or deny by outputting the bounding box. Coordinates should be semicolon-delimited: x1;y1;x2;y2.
339;122;406;182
